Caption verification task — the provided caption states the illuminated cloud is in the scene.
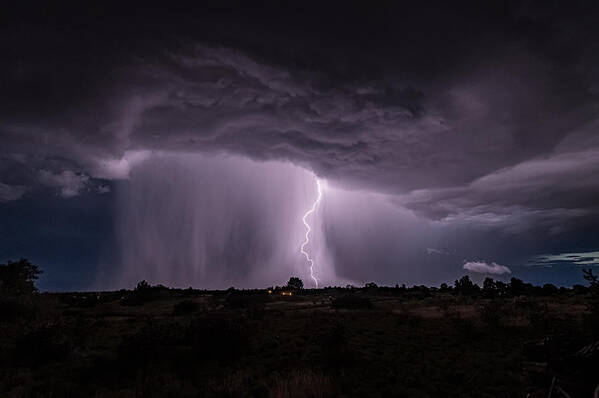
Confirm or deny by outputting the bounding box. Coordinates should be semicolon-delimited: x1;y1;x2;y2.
0;182;26;202
38;170;89;198
528;251;599;267
463;261;511;275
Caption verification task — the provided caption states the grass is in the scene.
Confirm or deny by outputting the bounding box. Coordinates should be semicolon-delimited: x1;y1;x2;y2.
0;288;597;397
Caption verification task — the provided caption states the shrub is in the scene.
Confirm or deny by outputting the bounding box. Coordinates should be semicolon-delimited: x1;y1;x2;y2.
395;303;420;327
331;295;373;310
173;299;199;315
225;293;269;309
120;280;169;306
453;315;480;341
0;297;38;322
186;316;251;361
61;293;102;308
270;369;331;398
319;321;352;367
15;325;74;366
0;258;42;297
479;300;508;328
119;320;186;366
583;269;599;332
526;301;551;331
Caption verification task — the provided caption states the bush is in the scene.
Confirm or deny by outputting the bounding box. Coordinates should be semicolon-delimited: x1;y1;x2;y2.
583;269;599;332
120;280;169;306
526;301;551;331
0;297;38;322
186;316;251;361
225;293;269;309
119;320;185;366
0;258;42;297
173;299;199;315
15;325;74;366
319;321;353;367
271;369;331;398
479;300;508;328
331;295;373;310
61;293;102;308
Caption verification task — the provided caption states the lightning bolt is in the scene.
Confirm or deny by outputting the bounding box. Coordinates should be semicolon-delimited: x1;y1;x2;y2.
300;179;324;288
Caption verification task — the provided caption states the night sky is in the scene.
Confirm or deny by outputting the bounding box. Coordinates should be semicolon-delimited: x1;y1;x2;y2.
2;1;599;291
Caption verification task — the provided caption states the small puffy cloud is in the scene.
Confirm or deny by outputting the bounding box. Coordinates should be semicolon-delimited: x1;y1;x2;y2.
97;184;111;194
38;170;89;198
426;248;449;255
463;261;511;275
0;182;26;202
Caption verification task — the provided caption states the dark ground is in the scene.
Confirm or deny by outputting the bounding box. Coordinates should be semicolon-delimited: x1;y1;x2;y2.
1;283;598;397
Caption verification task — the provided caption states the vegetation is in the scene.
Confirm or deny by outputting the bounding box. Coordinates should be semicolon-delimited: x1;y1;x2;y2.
1;259;598;397
0;258;42;296
286;276;304;290
331;294;373;309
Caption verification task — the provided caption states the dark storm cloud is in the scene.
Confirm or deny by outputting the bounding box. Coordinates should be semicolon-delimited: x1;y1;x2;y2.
398;137;599;234
2;1;599;288
4;39;595;196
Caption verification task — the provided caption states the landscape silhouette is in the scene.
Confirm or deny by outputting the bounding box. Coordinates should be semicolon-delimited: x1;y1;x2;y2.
1;258;598;397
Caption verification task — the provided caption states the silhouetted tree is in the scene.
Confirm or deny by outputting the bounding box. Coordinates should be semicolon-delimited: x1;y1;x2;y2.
286;276;304;290
481;277;497;297
583;269;599;331
0;258;42;297
454;275;479;295
572;284;588;294
583;269;598;288
364;282;378;289
495;280;509;296
541;283;558;296
509;277;532;296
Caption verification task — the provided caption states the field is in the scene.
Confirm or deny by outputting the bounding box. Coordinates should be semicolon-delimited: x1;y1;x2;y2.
1;285;598;397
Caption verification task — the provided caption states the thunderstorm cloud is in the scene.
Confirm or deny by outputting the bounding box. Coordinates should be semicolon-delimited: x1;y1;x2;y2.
2;2;599;289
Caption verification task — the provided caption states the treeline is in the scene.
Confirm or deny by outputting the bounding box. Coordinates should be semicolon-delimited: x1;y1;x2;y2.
1;258;598;300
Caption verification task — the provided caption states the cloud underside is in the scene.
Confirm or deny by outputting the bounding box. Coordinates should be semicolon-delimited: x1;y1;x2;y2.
0;182;26;202
399;145;599;233
1;5;599;240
